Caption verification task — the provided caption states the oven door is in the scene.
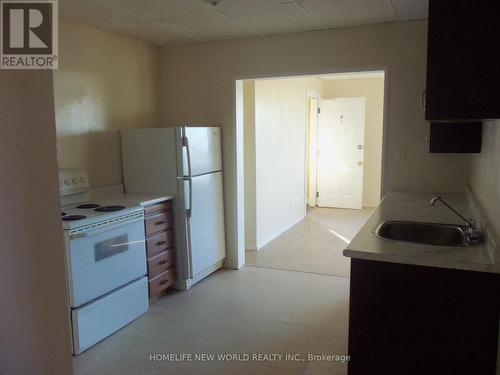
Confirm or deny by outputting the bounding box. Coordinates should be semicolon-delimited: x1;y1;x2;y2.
67;216;147;308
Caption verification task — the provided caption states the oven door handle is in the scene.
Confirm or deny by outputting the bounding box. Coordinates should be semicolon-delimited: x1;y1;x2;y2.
69;216;144;239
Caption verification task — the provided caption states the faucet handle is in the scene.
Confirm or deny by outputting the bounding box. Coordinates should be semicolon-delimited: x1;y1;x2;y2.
466;218;476;228
465;226;482;244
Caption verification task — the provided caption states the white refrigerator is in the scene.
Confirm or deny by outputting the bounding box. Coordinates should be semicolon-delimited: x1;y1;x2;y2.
121;127;226;290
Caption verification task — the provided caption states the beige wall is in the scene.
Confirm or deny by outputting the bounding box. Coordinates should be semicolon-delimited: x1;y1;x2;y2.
325;77;384;207
251;77;324;249
469;118;500;375
162;20;472;268
54;19;163;188
469;120;500;235
243;81;257;249
0;71;73;374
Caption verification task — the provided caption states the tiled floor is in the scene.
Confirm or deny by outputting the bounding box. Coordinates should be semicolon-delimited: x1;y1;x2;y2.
73;207;371;374
246;207;375;277
73;267;350;375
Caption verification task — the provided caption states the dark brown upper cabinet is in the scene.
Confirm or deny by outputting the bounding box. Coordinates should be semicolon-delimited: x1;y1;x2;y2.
425;1;500;121
429;122;482;153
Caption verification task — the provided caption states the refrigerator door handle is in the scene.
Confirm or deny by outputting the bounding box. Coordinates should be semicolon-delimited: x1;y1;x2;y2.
186;138;192;179
177;177;193;279
186;177;192;219
182;128;192;176
179;127;194;279
184;180;193;279
176;176;192;218
182;127;193;218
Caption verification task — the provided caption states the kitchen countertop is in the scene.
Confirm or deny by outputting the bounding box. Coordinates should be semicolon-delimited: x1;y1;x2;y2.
343;191;499;274
90;184;173;208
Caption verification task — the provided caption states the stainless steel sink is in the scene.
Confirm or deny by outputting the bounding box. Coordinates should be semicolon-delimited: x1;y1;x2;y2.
375;221;469;246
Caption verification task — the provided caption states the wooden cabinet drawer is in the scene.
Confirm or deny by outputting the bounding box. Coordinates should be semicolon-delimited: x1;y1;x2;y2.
149;268;176;297
145;211;172;236
144;201;172;216
147;249;175;277
146;230;173;258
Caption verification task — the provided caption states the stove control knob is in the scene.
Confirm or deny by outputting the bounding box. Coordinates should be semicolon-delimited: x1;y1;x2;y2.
64;179;71;186
72;178;78;184
80;177;85;183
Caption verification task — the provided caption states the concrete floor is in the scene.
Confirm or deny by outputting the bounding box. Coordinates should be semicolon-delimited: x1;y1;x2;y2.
246;207;375;277
73;267;350;375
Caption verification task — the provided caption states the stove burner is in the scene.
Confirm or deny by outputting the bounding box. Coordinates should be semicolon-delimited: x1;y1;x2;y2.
62;215;87;221
95;205;125;213
76;203;100;209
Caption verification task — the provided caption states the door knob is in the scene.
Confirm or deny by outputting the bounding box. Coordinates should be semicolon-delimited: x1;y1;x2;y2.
357;161;363;166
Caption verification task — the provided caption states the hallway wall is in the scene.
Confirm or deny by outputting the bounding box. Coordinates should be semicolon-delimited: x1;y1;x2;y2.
244;77;325;250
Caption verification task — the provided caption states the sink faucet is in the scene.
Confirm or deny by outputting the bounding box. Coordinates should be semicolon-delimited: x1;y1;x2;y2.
430;196;475;227
430;196;482;244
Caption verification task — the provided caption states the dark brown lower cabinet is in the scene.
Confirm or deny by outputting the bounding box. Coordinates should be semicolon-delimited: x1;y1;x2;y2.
347;259;500;375
143;199;176;299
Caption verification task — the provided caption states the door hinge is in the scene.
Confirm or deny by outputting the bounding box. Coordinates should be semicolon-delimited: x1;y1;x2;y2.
317;107;321;114
316;192;319;198
181;136;188;146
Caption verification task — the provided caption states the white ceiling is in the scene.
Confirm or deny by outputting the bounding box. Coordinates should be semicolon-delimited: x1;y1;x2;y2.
59;0;428;46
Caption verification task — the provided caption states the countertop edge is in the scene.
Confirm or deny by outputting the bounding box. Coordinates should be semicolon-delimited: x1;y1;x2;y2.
342;190;499;274
138;195;174;207
343;248;498;274
89;184;174;208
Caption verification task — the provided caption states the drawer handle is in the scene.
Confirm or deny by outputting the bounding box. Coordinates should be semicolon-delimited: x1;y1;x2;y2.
156;240;167;246
158;260;168;266
154;221;166;226
159;279;169;286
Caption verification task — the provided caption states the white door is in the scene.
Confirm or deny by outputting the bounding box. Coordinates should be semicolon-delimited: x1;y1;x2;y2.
188;171;226;277
184;127;222;176
317;97;366;209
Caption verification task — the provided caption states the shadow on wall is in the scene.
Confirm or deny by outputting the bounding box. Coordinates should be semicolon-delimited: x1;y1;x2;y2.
53;19;163;188
57;131;122;187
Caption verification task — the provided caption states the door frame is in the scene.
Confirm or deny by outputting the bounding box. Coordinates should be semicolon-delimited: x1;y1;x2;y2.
305;89;321;208
235;68;389;268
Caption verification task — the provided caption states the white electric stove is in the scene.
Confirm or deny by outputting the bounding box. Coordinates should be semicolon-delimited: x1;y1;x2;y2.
59;168;148;354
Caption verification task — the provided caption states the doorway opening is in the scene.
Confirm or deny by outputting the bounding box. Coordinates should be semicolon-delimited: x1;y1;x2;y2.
238;71;386;277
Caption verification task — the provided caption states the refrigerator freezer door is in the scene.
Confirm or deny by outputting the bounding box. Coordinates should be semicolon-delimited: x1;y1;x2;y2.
184;127;222;176
188;171;226;276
